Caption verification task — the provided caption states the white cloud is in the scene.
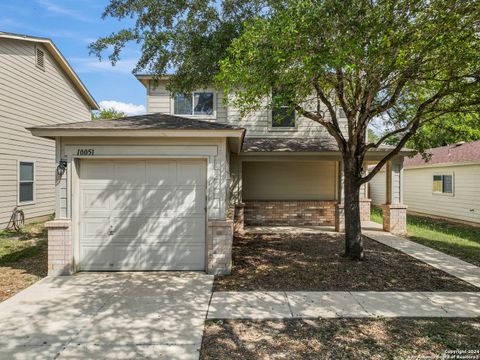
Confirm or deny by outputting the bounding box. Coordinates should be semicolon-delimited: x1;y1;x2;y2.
99;100;146;116
36;0;95;22
70;57;137;74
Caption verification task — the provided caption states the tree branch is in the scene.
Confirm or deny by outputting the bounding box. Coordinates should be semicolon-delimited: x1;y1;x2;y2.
361;90;447;184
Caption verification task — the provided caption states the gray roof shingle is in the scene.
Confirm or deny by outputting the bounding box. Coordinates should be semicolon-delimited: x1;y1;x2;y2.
28;113;245;131
242;137;399;153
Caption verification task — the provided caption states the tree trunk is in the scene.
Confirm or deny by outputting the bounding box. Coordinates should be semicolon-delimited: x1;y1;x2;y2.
343;158;364;260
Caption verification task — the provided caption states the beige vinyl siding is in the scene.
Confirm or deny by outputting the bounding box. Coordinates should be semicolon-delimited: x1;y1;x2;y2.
145;80;346;138
369;163;480;224
369;169;386;205
403;164;480;224
242;161;336;200
0;39;91;227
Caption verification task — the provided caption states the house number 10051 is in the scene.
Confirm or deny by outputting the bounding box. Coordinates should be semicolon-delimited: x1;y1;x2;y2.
77;149;95;156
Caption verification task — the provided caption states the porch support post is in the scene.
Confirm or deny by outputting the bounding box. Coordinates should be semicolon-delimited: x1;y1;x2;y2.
359;163;371;222
382;156;407;235
335;160;345;232
231;156;245;234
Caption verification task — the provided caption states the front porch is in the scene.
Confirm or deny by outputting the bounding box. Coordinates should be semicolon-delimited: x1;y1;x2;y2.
230;138;408;235
243;220;382;235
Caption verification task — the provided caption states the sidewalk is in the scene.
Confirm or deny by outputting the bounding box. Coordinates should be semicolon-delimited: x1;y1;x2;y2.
207;291;480;319
363;224;480;288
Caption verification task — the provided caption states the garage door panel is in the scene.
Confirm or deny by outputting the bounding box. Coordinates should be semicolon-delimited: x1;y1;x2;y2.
176;187;205;214
80;245;114;270
110;188;176;212
110;216;177;242
81;161;114;180
81;189;111;211
177;161;207;185
175;217;205;240
79;159;206;271
81;218;111;240
146;161;177;185
113;161;146;184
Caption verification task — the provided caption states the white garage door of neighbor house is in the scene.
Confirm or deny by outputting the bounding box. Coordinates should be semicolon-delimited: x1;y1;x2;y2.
79;159;206;271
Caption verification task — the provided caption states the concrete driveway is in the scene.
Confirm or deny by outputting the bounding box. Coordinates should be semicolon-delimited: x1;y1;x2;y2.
0;272;213;360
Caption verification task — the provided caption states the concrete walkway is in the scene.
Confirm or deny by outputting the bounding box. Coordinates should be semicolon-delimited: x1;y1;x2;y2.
0;272;213;360
208;291;480;319
364;226;480;288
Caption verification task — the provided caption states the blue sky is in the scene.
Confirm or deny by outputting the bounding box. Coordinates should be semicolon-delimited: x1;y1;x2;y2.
0;0;147;114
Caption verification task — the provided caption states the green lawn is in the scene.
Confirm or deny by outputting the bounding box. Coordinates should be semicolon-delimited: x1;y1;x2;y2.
371;208;480;266
0;222;47;301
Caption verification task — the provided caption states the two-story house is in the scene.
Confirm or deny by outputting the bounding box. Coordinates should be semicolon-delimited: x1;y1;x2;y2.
0;32;98;229
29;75;407;276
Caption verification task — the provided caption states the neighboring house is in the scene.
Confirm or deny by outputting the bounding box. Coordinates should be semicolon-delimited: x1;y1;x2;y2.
29;75;409;276
369;141;480;225
0;32;98;228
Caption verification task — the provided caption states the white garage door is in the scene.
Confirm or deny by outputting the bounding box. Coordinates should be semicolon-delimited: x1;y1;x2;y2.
79;159;206;271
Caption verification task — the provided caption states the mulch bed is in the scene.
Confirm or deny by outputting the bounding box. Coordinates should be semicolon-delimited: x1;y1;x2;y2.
214;233;478;291
201;318;480;360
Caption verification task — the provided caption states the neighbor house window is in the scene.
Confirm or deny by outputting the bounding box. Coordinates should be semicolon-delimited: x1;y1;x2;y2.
173;92;214;116
433;174;453;194
19;162;34;203
271;92;295;128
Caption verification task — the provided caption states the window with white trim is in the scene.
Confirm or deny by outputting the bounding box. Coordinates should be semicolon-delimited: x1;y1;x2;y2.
19;162;34;203
173;92;214;115
271;91;295;128
433;174;453;194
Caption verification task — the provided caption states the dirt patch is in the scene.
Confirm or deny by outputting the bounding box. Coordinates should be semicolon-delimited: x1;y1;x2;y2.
214;233;477;291
201;318;480;360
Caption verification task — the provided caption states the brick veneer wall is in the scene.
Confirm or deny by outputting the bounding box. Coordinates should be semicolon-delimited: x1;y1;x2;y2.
382;204;408;235
45;219;72;276
360;199;371;222
244;201;336;226
207;219;234;275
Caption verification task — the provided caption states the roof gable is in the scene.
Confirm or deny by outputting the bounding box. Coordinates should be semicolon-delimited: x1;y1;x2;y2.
0;31;99;110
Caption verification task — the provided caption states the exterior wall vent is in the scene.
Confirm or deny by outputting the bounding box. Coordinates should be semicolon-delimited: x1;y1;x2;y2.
35;46;45;70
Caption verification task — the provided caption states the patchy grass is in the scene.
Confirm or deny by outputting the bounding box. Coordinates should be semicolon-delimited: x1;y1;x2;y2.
371;208;480;266
201;318;480;360
214;233;476;291
0;222;48;302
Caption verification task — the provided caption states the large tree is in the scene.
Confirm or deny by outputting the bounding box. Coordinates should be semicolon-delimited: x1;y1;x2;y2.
91;0;480;259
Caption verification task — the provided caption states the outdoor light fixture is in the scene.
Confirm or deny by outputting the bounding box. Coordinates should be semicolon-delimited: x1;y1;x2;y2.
56;160;67;176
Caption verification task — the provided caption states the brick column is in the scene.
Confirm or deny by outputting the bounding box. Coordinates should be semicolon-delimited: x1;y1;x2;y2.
360;199;372;222
233;203;245;234
383;157;407;235
45;219;72;276
382;204;407;235
207;219;234;275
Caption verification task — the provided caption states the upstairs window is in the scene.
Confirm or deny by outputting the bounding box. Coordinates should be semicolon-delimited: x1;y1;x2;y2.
271;91;295;128
173;92;214;116
433;174;453;194
19;162;34;203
